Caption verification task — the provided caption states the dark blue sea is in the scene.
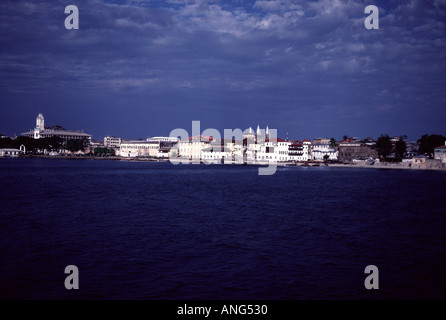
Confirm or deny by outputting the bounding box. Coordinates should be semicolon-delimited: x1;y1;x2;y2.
1;158;445;300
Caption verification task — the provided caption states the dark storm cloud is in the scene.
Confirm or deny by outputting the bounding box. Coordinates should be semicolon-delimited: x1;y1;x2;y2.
1;0;445;139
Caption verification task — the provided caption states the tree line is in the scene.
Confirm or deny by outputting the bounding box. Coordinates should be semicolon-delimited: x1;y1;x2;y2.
375;134;445;161
0;136;89;153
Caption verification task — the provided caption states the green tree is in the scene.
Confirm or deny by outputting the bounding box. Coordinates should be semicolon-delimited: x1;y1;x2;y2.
417;134;446;157
375;134;392;160
323;154;330;162
94;147;115;156
342;135;348;141
394;139;407;159
46;136;63;151
329;138;337;148
0;137;13;148
11;136;36;152
64;139;89;153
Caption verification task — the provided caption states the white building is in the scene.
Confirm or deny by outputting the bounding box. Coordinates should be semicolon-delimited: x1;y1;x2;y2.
119;137;179;158
201;145;233;163
0;148;23;157
147;137;179;158
311;138;338;161
288;140;312;162
104;136;121;149
176;135;214;162
256;138;292;162
120;140;151;157
21;114;92;141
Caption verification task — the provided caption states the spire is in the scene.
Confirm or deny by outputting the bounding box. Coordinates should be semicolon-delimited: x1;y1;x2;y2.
256;125;260;135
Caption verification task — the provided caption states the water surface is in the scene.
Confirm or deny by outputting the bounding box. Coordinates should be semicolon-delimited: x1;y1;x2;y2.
0;158;445;299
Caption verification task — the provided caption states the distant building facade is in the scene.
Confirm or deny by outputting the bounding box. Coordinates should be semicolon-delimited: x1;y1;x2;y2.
120;140;151;157
104;136;121;149
120;137;179;158
338;141;378;163
257;138;291;162
311;138;338;161
434;142;446;164
0;148;22;157
177;135;214;161
147;137;179;158
288;140;311;162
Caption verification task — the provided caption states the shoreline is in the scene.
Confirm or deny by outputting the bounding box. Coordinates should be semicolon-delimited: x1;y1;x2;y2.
324;163;445;171
4;154;445;171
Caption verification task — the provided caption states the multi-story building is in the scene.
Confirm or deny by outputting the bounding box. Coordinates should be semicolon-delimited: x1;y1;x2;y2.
434;142;446;164
256;138;291;162
104;136;121;149
288;139;311;162
201;145;233;163
0;148;23;157
21;114;92;142
120;140;151;157
147;137;179;158
338;140;378;163
176;135;214;162
120;137;179;158
311;138;338;161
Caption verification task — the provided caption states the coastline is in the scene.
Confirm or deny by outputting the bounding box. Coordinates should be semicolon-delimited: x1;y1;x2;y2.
6;154;446;171
325;163;446;171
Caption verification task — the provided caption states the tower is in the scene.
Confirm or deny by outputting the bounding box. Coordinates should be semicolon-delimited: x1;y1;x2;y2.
36;113;44;130
34;113;44;139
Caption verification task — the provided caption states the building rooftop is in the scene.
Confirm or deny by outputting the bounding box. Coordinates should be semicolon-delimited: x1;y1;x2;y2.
0;148;21;152
121;140;151;144
21;129;91;137
265;138;287;143
181;135;214;142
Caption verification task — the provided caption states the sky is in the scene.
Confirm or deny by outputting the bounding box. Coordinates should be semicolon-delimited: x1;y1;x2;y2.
1;0;445;141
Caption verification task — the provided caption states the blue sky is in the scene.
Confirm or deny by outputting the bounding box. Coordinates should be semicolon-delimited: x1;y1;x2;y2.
1;0;445;141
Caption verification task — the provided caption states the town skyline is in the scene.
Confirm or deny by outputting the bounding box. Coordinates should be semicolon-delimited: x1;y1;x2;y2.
2;112;444;143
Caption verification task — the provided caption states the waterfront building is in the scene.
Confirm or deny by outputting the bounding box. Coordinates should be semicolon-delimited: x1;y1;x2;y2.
177;135;214;161
256;138;291;162
201;144;233;163
119;137;179;158
338;140;378;163
21;114;92;142
120;140;151;157
0;148;23;157
147;137;179;158
311;138;338;161
104;136;121;149
288;139;311;162
246;139;261;163
434;142;446;164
